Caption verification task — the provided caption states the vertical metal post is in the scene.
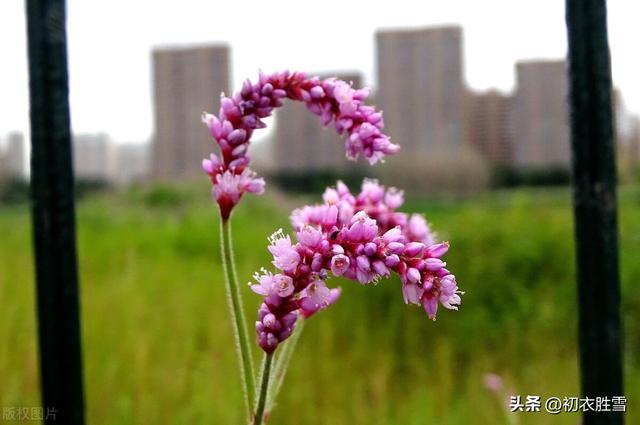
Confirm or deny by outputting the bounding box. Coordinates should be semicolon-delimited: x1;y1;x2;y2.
565;1;623;424
26;1;85;424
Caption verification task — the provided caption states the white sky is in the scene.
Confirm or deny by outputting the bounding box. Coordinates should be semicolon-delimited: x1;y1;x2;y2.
1;0;638;143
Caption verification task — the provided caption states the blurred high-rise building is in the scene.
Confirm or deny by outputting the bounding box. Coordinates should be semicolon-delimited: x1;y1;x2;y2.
152;44;230;180
512;60;569;167
114;143;150;185
376;26;465;156
465;90;513;165
631;116;640;164
612;89;638;154
3;132;25;178
73;133;115;180
272;72;364;172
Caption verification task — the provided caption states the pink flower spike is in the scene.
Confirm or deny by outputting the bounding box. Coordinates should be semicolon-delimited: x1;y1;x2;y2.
204;72;400;219
248;178;463;353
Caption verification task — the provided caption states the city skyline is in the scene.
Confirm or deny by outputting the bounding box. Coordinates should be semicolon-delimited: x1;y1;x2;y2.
1;0;639;143
3;23;638;181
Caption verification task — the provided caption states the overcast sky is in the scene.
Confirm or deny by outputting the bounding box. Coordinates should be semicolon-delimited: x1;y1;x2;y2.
1;0;638;143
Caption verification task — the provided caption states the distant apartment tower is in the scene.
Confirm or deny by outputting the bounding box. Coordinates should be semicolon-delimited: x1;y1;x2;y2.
73;133;115;180
2;132;25;178
114;143;150;184
376;26;465;155
466;90;513;165
624;115;640;164
272;72;363;171
632;117;640;163
612;89;637;151
152;45;230;179
512;60;569;167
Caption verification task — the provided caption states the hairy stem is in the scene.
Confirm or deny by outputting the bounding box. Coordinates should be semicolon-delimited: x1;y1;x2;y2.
220;219;255;419
253;352;274;425
266;320;305;411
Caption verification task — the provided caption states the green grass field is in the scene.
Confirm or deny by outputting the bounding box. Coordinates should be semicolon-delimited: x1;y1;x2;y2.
1;183;638;424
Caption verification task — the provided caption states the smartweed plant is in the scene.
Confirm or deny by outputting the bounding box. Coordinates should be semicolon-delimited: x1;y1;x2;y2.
201;71;463;424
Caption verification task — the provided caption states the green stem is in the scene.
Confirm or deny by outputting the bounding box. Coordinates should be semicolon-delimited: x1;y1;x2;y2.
220;219;255;419
266;320;305;411
253;352;274;425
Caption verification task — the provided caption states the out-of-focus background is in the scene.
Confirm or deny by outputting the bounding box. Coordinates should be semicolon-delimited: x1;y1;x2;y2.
1;1;639;424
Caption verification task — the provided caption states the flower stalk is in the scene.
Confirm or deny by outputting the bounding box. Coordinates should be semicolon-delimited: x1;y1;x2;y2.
266;320;306;411
220;218;255;418
253;352;274;425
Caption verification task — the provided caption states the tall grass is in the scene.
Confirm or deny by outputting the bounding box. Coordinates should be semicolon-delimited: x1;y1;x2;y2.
1;184;638;424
